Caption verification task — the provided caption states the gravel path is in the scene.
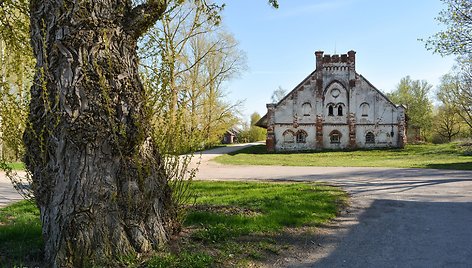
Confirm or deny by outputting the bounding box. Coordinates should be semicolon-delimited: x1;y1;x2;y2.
0;171;25;208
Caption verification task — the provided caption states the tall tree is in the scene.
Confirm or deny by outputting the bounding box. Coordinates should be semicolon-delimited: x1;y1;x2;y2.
0;0;34;161
388;76;434;140
238;112;266;142
141;1;245;151
18;0;278;266
24;1;177;266
423;0;472;56
433;105;462;142
437;55;472;130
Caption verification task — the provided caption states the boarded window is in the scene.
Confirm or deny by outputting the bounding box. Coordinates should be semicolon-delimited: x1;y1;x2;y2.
360;102;369;116
377;132;388;143
330;130;341;143
296;130;307;143
283;130;294;143
365;132;375;144
302;102;312;116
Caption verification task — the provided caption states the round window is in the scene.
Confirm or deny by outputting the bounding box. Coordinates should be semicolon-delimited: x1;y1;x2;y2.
331;88;340;98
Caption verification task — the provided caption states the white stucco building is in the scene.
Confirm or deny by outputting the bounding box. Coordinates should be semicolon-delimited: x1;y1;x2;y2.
257;50;407;152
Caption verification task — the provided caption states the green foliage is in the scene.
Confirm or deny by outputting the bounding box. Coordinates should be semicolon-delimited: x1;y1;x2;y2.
423;0;471;56
214;143;472;170
140;0;245;153
0;0;34;163
437;55;472;132
0;1;34;205
0;0;30;54
432;104;463;143
238;112;267;142
388;76;434;141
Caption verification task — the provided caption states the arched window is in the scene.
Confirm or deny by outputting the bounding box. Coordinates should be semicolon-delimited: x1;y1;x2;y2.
337;105;343;116
365;132;375;144
302;102;312;116
283;130;294;143
329;130;341;144
328;105;334;116
296;130;307;143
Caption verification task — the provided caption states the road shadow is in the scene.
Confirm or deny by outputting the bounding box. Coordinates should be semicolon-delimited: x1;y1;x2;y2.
426;162;472;170
259;168;472;198
196;143;262;155
286;199;472;268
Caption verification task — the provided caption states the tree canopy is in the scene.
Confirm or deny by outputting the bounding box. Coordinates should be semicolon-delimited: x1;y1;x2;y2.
388;76;434;140
423;0;471;55
437;55;472;131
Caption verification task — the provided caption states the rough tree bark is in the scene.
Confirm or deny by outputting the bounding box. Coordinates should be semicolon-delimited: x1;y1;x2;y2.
24;0;175;266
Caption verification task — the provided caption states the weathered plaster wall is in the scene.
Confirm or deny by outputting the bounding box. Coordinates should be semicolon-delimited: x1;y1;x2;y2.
265;50;406;152
274;124;316;151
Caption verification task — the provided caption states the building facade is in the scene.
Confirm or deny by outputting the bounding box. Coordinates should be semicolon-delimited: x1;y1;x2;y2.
257;50;407;152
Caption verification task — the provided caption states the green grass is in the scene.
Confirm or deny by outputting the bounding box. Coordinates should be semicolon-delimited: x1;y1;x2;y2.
214;142;472;170
0;181;347;267
0;200;43;267
187;181;345;236
6;162;25;171
0;162;25;171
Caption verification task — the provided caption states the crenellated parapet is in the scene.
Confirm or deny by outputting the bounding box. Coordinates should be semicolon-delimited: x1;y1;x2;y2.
315;50;357;86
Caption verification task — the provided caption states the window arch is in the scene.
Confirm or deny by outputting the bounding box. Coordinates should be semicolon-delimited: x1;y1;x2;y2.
329;130;341;144
283;130;295;143
328;104;334;116
296;130;307;143
365;132;375;144
337;105;343;116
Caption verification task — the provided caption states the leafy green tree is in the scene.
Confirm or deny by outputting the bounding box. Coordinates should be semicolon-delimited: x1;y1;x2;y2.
140;1;245;151
0;1;34;161
238;112;267;142
423;0;471;56
388;76;434;141
1;0;279;266
437;55;472;131
433;105;462;142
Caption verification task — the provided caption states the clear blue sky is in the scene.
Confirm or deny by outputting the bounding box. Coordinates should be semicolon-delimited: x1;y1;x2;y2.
214;0;456;122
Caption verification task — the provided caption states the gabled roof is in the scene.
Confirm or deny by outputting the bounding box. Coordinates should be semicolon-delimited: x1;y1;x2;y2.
255;113;268;128
225;127;240;136
257;68;406;127
358;74;402;108
256;69;317;129
275;69;317;106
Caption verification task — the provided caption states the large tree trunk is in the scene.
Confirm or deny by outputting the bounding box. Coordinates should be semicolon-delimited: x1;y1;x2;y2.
24;1;174;267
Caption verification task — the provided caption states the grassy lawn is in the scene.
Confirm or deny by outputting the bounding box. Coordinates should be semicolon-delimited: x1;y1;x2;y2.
0;200;43;266
7;162;25;171
0;180;347;267
213;142;472;170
